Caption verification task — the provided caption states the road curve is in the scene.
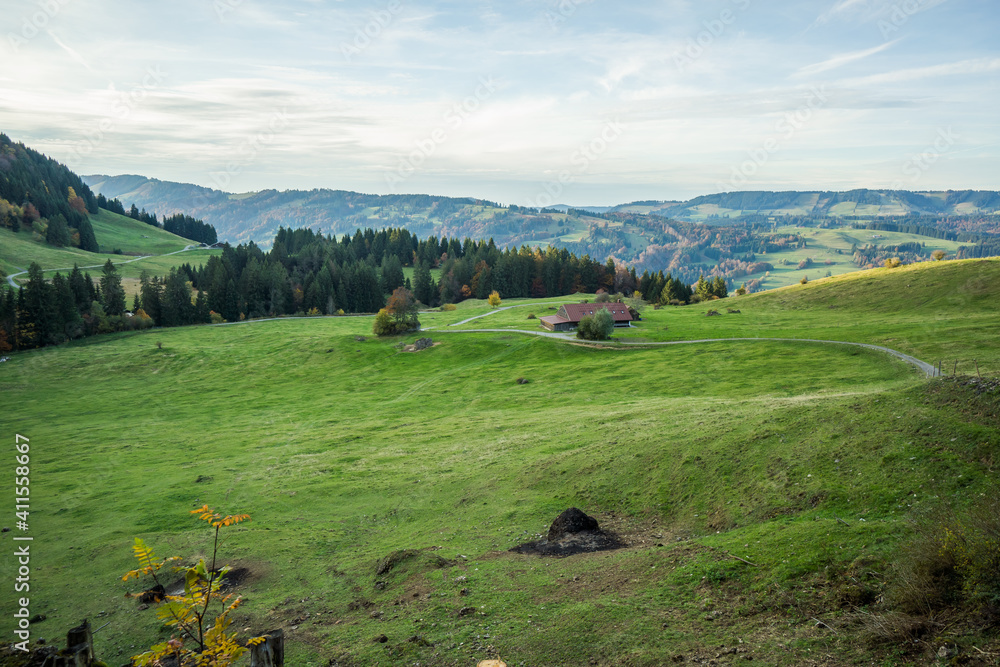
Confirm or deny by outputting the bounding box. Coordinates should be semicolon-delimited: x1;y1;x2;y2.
433;328;941;378
4;244;201;288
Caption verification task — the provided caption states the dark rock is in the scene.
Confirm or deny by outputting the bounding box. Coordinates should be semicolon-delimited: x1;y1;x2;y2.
547;508;600;541
511;508;625;557
407;635;432;647
516;378;529;385
458;606;476;617
459;588;469;596
28;614;46;624
139;584;165;603
355;336;367;342
373;634;388;644
414;338;433;351
374;580;387;590
1;527;9;533
195;475;213;483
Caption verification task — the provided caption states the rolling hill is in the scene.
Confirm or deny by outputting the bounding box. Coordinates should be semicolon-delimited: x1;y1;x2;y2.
2;258;997;666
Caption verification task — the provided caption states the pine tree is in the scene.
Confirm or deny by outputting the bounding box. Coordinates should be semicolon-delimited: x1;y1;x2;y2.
100;260;126;316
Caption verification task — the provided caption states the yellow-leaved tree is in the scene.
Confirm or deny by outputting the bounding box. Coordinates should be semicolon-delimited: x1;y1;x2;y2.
123;506;262;666
487;290;502;308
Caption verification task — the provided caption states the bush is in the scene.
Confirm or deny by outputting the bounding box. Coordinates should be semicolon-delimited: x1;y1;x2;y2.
800;276;809;284
576;308;614;340
441;304;457;312
526;313;536;319
888;499;1000;621
885;257;902;268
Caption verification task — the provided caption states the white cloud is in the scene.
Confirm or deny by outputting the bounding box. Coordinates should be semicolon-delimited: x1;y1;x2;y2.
793;40;900;78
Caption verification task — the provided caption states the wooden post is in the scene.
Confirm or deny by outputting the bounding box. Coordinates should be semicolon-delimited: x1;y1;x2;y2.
250;629;284;667
975;360;981;378
953;360;958;376
41;620;94;667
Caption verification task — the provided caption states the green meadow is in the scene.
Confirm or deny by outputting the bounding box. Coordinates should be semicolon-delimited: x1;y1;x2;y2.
1;209;218;293
1;260;998;666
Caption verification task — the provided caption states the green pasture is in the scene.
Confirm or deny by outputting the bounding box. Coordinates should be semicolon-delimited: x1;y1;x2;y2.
447;259;1000;376
2;257;998;664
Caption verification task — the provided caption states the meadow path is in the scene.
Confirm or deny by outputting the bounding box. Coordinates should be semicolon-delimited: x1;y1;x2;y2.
434;328;941;378
4;244;201;288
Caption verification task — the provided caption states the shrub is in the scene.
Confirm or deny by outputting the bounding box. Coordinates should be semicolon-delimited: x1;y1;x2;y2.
123;506;258;667
885;257;902;269
576;308;614;340
526;313;536;319
209;310;225;325
888;499;1000;621
441;303;457;312
932;250;947;261
800;276;809;284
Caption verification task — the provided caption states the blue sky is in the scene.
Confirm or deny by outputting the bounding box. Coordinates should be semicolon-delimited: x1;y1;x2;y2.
1;0;997;205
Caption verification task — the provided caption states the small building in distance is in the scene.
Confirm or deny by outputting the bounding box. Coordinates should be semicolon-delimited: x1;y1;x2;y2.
539;302;634;332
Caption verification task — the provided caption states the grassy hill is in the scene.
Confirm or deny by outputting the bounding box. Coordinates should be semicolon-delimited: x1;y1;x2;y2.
1;260;998;665
1;208;220;296
452;258;1000;377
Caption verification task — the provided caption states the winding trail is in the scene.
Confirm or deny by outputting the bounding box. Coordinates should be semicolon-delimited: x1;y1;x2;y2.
432;328;941;378
4;244;201;288
446;302;566;327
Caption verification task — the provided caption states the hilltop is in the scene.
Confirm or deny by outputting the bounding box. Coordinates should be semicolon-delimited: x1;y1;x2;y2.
2;257;998;666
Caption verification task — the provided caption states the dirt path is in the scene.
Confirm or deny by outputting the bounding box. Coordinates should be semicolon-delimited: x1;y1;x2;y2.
434;329;941;377
446;302;566;327
4;244;200;288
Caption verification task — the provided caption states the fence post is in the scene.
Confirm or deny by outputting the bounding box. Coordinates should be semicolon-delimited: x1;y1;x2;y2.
41;619;94;667
250;629;284;667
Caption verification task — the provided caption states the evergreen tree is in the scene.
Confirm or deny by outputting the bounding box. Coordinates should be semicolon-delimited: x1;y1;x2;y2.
76;217;99;252
21;263;56;347
45;214;72;247
100;260;126;316
413;261;434;305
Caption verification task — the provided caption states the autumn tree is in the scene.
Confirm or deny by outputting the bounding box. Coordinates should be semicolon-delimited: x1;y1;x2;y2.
487;290;502;308
123;506;260;667
932;250;947;261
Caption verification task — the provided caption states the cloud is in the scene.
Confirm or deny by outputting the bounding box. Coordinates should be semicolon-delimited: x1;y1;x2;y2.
46;30;94;72
841;57;1000;86
812;0;870;27
793;40;899;78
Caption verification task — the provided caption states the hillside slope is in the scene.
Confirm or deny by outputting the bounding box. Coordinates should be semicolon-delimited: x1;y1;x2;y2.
1;259;998;666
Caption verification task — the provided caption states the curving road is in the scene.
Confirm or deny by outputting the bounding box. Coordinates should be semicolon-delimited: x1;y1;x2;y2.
4;244;201;288
432;328;941;378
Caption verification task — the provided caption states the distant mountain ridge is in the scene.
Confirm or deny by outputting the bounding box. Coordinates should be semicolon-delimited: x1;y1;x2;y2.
84;174;1000;247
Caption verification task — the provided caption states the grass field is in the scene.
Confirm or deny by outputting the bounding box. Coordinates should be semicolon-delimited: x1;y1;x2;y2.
1;257;998;666
446;259;1000;376
1;209;220;295
735;226;972;290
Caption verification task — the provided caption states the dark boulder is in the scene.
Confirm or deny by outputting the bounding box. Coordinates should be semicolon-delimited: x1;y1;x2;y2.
547;508;599;541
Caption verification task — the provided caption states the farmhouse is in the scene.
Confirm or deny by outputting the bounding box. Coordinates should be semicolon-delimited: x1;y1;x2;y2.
539;302;634;332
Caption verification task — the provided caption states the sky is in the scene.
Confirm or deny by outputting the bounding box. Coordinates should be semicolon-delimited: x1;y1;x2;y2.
1;0;997;206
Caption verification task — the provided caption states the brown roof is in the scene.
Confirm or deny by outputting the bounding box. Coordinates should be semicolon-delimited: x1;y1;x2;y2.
539;315;570;325
558;302;633;323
